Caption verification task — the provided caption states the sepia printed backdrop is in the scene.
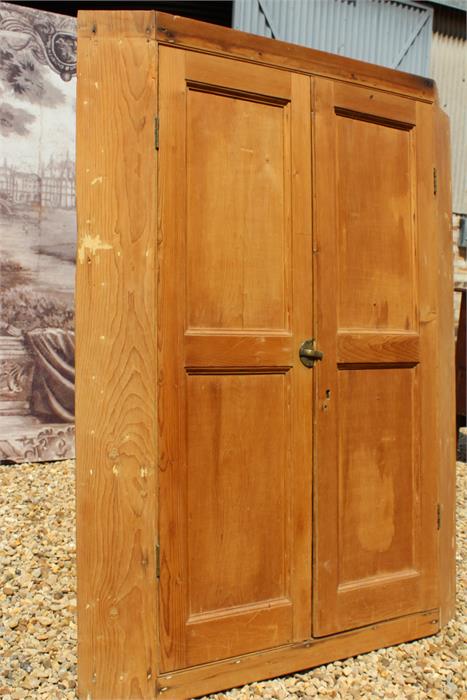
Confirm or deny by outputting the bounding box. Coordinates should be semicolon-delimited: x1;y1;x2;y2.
0;2;76;462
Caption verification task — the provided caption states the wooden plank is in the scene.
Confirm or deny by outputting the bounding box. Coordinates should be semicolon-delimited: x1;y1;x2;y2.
335;115;416;332
75;11;158;699
415;100;440;614
185;601;293;668
289;71;313;642
333;81;416;125
337;332;420;364
154;12;436;103
434;104;456;626
185;334;293;369
78;9;155;37
312;77;340;636
157;45;188;673
186;50;291;99
157;610;439;699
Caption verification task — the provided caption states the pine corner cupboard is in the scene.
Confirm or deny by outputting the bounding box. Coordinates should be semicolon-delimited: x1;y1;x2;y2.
75;10;456;700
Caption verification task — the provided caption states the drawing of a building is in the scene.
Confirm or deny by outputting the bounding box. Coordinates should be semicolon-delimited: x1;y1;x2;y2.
40;154;76;209
0;156;75;210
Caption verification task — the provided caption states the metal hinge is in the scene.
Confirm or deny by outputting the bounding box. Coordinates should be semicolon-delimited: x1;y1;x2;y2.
433;167;437;195
154;117;159;151
437;503;442;530
155;542;160;578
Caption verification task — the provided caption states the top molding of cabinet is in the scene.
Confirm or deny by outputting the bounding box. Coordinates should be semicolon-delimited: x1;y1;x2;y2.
77;10;437;103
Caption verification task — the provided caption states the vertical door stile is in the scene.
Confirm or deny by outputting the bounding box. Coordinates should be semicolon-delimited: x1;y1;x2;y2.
312;78;340;636
290;72;313;642
158;46;188;671
415;100;439;612
433;102;456;626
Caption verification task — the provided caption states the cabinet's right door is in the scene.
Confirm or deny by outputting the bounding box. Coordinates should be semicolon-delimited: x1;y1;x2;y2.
313;78;438;636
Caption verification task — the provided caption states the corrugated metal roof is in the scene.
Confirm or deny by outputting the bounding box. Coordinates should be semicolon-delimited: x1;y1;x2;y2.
233;0;433;76
431;32;467;214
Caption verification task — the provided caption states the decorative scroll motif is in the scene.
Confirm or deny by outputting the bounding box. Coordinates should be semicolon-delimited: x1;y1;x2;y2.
0;6;76;81
0;424;75;462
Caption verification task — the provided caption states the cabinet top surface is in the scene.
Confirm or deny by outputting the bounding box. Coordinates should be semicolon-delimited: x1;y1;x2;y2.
77;9;437;103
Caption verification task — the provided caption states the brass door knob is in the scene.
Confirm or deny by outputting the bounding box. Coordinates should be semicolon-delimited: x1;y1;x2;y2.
299;339;324;368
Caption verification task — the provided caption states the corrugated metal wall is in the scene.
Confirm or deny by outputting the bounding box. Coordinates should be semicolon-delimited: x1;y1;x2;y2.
432;32;467;215
233;0;433;76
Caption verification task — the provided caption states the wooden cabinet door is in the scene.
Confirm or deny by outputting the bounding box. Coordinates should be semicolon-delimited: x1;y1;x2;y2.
158;47;313;671
313;79;438;636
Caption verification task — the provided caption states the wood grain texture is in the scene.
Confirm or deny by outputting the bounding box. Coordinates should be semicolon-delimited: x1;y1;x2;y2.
289;71;313;643
157;610;439;699
434;104;456;626
186;85;288;332
157;45;187;673
186;49;291;99
312;77;437;637
158;47;313;672
185;371;292;663
74;11;455;697
75;11;157;699
154;12;436;102
333;367;422;628
159;47;312;670
335;114;415;332
415;100;441;614
333;81;416;125
78;9;155;37
185;333;293;369
312;77;340;637
337;332;420;364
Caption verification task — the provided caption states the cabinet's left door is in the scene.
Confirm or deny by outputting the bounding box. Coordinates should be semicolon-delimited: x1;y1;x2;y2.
157;47;313;672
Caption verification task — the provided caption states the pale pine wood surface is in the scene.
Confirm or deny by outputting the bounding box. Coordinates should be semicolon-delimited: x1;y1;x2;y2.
158;46;313;672
312;78;438;637
75;11;158;699
434;105;456;625
157;610;439;700
75;10;455;699
415;100;441;614
154;12;436;102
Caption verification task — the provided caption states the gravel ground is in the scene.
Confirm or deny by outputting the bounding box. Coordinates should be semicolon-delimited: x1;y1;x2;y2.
0;460;465;700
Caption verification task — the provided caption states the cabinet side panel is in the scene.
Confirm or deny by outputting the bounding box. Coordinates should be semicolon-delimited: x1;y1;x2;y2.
75;11;158;699
434;104;456;626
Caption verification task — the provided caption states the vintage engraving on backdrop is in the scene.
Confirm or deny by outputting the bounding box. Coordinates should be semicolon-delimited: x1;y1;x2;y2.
0;2;76;462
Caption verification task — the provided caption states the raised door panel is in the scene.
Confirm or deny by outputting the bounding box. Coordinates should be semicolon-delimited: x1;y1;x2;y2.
158;47;313;671
313;79;438;636
187;91;287;331
336;115;416;331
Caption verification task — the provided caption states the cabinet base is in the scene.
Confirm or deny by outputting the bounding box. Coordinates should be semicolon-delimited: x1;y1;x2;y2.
157;609;439;699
